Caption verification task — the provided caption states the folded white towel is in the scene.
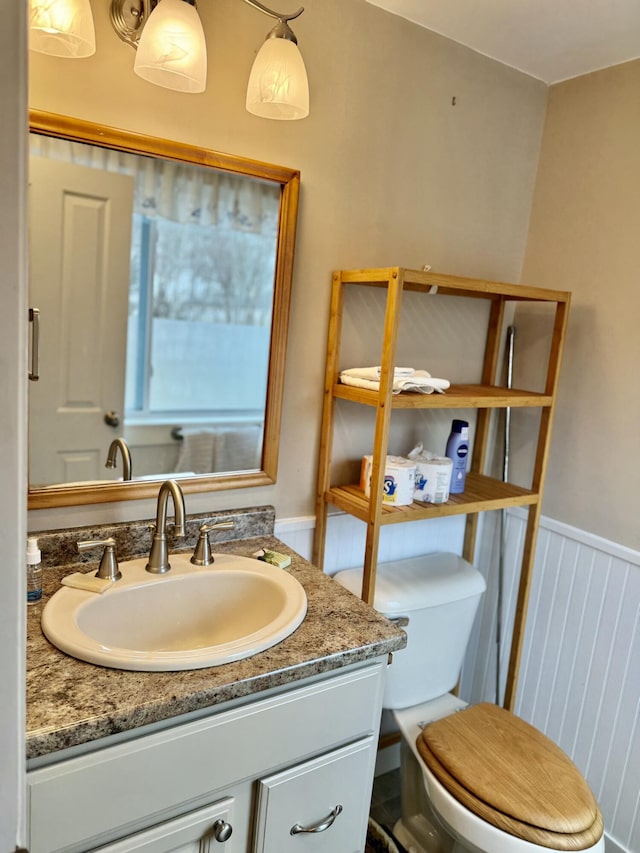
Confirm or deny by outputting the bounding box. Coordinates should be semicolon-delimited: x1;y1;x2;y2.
340;366;416;381
398;373;450;394
339;368;450;395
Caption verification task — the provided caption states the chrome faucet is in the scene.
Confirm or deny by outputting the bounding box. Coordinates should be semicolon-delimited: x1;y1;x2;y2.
146;479;187;574
105;437;132;481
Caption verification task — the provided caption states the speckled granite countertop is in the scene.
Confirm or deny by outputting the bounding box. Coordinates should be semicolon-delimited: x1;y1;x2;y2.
26;507;405;762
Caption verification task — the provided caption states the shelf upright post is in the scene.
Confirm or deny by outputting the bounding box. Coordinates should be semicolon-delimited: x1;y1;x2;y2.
462;294;506;564
313;272;347;569
361;268;405;604
503;295;570;710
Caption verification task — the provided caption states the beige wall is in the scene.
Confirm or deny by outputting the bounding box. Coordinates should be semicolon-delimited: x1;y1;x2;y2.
521;59;640;550
28;0;547;530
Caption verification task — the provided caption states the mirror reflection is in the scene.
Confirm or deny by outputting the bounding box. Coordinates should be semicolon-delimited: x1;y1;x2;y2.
27;111;299;508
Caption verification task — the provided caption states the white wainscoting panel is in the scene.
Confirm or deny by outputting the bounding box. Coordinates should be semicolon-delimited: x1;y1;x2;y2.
275;512;466;576
508;512;640;853
276;510;639;853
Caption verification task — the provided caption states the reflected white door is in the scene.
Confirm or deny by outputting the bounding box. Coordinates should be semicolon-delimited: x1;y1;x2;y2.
28;157;134;487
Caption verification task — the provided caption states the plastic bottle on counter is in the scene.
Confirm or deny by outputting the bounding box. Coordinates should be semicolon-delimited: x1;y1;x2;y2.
445;419;470;494
26;536;42;605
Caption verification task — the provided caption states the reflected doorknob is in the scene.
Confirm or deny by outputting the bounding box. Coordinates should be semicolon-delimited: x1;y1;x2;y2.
104;410;120;428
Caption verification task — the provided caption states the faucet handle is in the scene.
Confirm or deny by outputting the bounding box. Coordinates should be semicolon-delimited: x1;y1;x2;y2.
190;521;234;566
77;537;122;582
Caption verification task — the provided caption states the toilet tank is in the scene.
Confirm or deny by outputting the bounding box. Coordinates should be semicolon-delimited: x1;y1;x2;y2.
334;553;486;709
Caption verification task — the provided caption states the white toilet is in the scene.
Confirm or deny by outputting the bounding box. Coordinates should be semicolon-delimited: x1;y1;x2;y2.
335;554;605;853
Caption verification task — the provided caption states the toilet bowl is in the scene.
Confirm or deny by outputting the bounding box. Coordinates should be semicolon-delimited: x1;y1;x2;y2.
393;700;604;853
334;555;605;853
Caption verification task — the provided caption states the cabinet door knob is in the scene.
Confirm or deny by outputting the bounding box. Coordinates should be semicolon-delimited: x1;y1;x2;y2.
290;803;343;835
212;819;233;842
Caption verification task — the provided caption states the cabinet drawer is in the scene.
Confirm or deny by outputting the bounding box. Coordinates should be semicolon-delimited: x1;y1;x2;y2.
28;661;385;853
254;737;376;853
94;797;235;853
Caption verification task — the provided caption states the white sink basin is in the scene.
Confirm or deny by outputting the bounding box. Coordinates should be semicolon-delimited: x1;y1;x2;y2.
42;553;307;671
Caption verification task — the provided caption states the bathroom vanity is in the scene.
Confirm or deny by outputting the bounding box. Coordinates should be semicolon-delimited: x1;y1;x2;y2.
26;507;405;853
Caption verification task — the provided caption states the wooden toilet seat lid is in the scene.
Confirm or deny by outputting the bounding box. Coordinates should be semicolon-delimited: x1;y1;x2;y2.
417;703;603;850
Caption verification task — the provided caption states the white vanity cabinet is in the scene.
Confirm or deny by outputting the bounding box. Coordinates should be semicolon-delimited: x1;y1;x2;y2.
27;659;386;853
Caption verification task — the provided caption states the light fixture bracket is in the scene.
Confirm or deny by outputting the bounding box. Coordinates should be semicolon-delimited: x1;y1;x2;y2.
242;0;304;43
111;0;302;48
110;0;155;48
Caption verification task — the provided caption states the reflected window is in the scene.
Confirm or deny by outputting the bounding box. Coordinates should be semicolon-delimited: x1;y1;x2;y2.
125;212;277;424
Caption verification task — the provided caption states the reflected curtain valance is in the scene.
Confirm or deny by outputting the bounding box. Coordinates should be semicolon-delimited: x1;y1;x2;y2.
29;134;279;233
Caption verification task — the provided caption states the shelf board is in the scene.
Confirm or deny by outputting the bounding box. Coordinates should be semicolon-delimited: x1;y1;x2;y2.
325;472;538;525
338;267;571;304
333;383;553;409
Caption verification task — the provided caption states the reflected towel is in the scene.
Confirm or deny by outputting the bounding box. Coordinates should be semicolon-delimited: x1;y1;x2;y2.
216;425;262;473
175;429;216;474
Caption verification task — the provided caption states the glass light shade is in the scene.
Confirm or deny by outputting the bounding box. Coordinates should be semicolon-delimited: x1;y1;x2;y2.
29;0;96;58
134;0;207;93
246;37;309;120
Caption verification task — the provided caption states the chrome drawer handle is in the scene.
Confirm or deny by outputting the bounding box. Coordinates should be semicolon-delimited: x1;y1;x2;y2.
290;804;343;835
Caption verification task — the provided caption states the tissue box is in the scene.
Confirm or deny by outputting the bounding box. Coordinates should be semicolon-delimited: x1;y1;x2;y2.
360;455;416;506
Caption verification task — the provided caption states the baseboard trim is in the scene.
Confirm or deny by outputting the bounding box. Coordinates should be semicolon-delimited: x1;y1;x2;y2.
378;731;401;751
274;515;316;534
508;507;640;566
276;510;640;571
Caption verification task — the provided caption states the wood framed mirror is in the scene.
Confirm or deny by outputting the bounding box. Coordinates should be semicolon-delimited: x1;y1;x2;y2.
27;110;300;509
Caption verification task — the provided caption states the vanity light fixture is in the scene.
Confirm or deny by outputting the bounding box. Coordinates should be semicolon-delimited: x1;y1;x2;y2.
29;0;308;116
36;0;310;116
29;0;97;58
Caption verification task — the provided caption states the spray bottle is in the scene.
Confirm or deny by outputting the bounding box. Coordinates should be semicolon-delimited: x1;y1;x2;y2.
27;536;42;605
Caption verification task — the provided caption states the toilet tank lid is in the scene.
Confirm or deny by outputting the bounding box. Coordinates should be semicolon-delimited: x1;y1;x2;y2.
334;553;486;613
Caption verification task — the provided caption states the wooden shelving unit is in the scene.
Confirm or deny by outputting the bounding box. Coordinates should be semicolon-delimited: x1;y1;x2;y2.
313;267;570;709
